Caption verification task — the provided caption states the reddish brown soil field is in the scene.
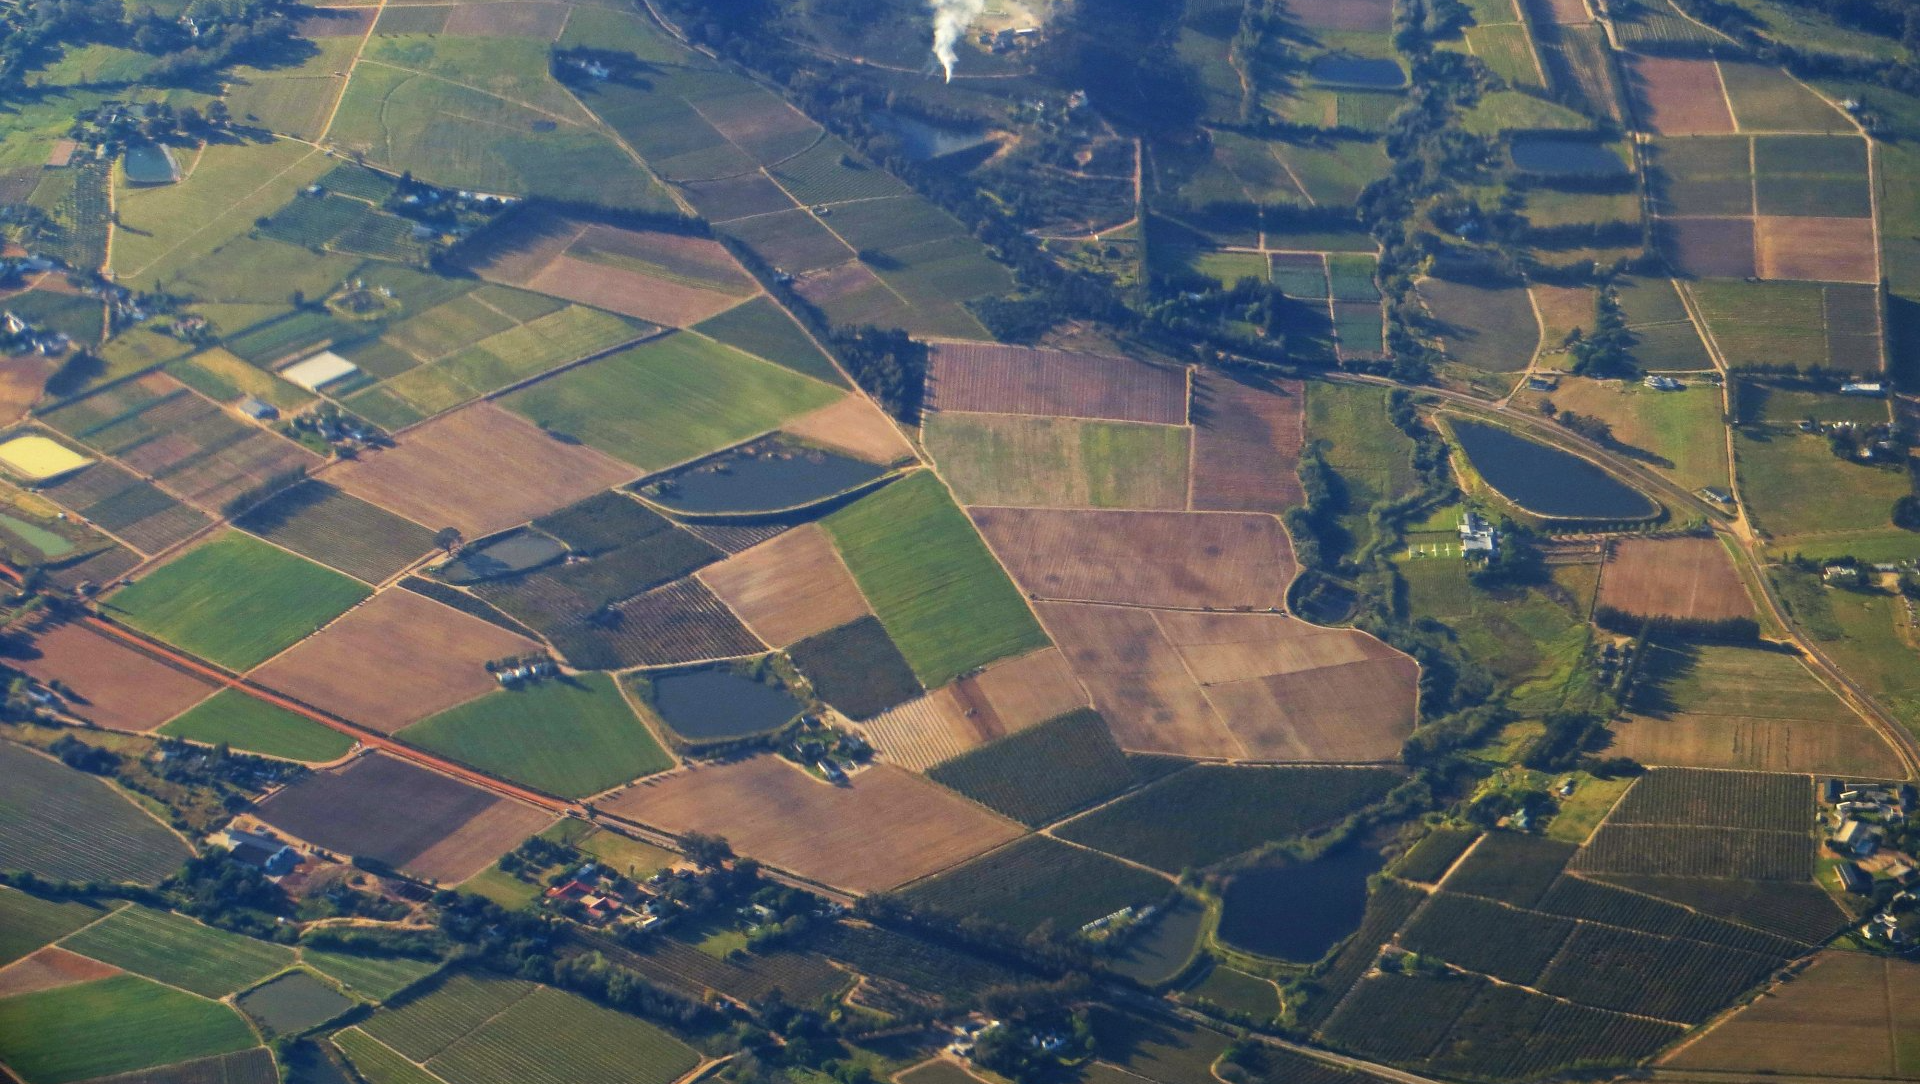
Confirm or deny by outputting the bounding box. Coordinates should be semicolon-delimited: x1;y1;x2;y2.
454;209;578;284
0;946;122;999
1285;0;1393;31
781;395;913;465
604;757;1022;893
698;525;872;647
571;225;756;294
1524;0;1590;22
442;1;568;37
526;255;743;327
256;752;554;884
1609;714;1903;778
1626;55;1735;135
251;589;538;733
296;7;376;35
0;353;56;426
1189;371;1306;514
1598;537;1755;621
858;648;1088;772
972;507;1292;610
1658;217;1758;278
1755;216;1878;284
329;402;637;537
1665;952;1912;1078
12;621;216;732
1038;601;1415;762
926;344;1189;424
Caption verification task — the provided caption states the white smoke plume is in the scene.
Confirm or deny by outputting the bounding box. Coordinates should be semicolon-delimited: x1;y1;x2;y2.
931;0;986;82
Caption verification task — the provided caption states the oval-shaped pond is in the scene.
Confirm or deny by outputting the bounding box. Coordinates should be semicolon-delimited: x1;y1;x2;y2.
1309;54;1405;89
438;529;567;584
1510;137;1629;177
1452;419;1658;520
1217;847;1384;963
643;666;805;741
639;438;884;515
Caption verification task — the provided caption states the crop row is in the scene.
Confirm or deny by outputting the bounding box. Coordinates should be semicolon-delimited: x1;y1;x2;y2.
1607;768;1811;832
928;708;1134;827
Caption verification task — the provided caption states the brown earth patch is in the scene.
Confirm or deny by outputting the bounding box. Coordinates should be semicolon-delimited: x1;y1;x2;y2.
1037;602;1239;759
858;648;1087;771
926;344;1189;424
972;507;1292;610
603;757;1022;893
0;946;122;999
454;209;581;284
1755;216;1878;284
12;621;216;732
1657;217;1758;278
569;224;756;295
0;353;56;427
780;395;913;466
857;692;978;771
328;402;637;538
966;647;1089;733
694;96;821;165
251;588;538;733
697;524;872;648
256;752;554;884
794;261;880;307
1608;715;1903;778
296;7;377;35
1626;54;1735;135
1524;0;1591;21
442;1;569;37
1597;537;1754;621
526;255;743;327
1284;0;1393;31
1189;371;1306;514
1664;952;1909;1078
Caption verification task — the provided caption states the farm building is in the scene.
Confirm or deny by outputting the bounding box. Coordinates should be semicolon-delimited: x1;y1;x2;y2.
1835;818;1880;856
1837;861;1871;895
238;396;278;421
223;828;302;876
1840;382;1886;397
1459;511;1497;555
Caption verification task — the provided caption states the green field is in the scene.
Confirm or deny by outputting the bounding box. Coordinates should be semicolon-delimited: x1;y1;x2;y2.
823;472;1049;688
1057;765;1402;872
902;835;1170;934
503;332;843;472
1397;553;1596;711
0;741;190;885
111;138;333;287
62;905;295;997
302;948;440;1003
1183;962;1280;1019
399;673;671;798
923;413;1192;510
691;296;846;387
1464;23;1544;89
1303;381;1420;562
1418;277;1540;372
1734;429;1909;539
362;305;647;423
0;975;257;1084
928;709;1135;827
0;888;111;967
105;531;371;670
1461;90;1592;135
1688;281;1830;372
1513;378;1729;493
335;1029;444;1084
159;689;355;763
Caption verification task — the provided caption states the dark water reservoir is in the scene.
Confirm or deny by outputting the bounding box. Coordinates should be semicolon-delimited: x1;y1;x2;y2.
1510;137;1629;177
438;529;566;583
1452;420;1657;520
641;439;884;515
1218;847;1385;962
1309;55;1406;88
647;667;804;741
123;143;178;185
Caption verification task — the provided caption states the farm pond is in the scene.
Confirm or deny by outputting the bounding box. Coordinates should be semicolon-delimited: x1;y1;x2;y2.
1217;847;1384;962
639;666;805;741
638;438;884;515
123;143;179;185
437;529;566;583
1509;137;1630;177
1309;54;1405;88
1451;420;1658;520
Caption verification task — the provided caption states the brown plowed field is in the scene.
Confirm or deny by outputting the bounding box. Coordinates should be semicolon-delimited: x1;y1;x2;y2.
527;255;742;327
781;395;914;465
1524;0;1590;22
1608;715;1903;777
603;757;1022;893
1755;216;1878;283
1285;0;1393;31
1189;371;1306;514
859;692;984;771
251;589;538;733
697;524;872;647
859;647;1090;771
926;344;1188;424
1664;952;1916;1078
442;1;568;37
1037;602;1240;759
329;403;637;538
296;7;376;35
0;946;121;999
1154;610;1416;761
1626;55;1735;135
12;621;216;732
1597;537;1754;621
966;647;1089;732
1038;602;1416;761
256;752;554;883
972;507;1292;610
454;208;578;283
1658;217;1757;278
0;354;55;427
